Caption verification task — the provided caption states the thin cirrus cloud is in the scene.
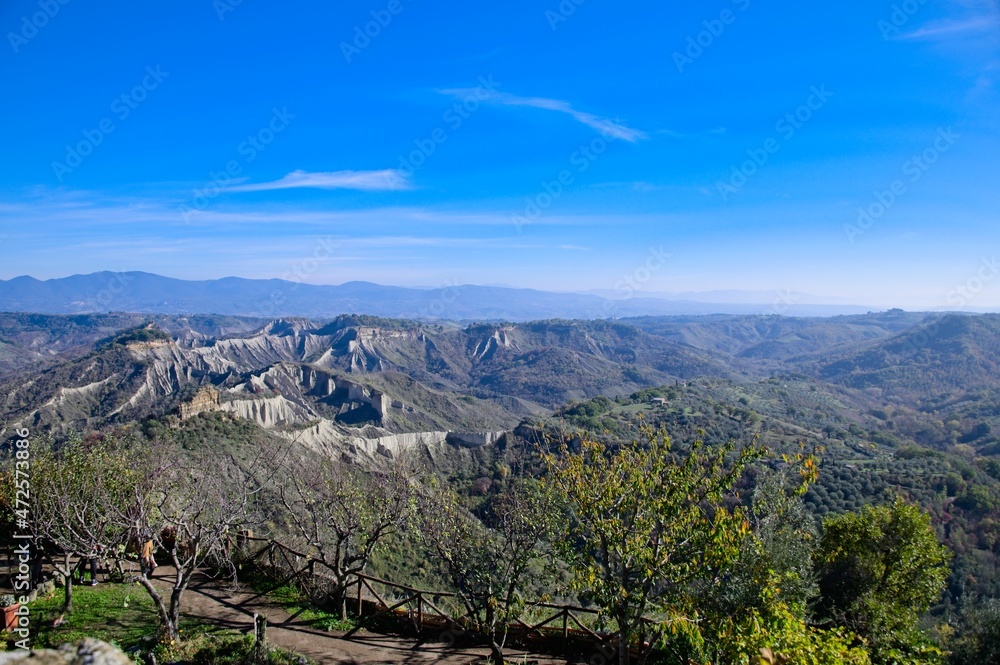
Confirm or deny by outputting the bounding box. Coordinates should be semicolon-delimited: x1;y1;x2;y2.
439;88;647;143
901;16;998;38
227;169;414;193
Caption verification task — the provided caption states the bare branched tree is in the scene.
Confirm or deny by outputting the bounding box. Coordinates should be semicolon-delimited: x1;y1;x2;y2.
418;473;555;665
115;448;270;642
28;434;139;614
279;455;413;620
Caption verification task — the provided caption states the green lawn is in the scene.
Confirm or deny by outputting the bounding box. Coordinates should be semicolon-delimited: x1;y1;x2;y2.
14;582;163;650
3;581;309;664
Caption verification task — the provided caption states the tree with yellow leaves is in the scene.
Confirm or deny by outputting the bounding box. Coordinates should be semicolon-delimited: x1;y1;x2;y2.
544;427;764;665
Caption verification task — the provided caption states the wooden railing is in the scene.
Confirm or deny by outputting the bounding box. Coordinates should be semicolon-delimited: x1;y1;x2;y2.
235;535;617;653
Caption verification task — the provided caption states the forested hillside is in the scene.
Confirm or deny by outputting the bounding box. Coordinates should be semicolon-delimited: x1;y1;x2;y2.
5;309;1000;663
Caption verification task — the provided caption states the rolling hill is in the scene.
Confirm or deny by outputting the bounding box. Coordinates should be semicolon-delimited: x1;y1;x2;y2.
0;272;873;320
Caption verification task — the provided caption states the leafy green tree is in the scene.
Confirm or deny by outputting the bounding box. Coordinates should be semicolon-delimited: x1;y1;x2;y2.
691;465;871;665
815;499;951;664
701;471;819;621
544;427;764;665
950;599;1000;665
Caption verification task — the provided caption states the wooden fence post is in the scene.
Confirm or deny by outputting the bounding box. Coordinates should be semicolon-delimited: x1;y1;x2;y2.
357;577;364;617
416;591;423;633
562;609;569;651
251;613;268;665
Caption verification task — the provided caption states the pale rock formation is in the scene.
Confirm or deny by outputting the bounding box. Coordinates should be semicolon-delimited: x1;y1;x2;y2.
220;395;314;428
283;418;506;464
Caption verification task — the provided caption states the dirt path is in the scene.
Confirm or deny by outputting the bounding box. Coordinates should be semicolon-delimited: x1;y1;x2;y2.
156;570;569;665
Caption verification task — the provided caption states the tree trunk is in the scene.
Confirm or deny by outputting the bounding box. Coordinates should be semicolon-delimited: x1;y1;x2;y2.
62;574;73;614
617;613;631;665
336;584;348;621
169;581;188;638
60;553;73;614
169;596;182;637
136;574;177;641
484;605;505;664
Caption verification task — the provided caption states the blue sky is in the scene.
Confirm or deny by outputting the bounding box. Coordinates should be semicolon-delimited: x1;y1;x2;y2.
0;0;998;308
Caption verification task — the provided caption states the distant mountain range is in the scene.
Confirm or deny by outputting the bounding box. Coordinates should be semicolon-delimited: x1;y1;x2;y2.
0;272;877;320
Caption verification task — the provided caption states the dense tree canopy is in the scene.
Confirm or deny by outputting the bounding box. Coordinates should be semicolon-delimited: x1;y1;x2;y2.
816;500;951;664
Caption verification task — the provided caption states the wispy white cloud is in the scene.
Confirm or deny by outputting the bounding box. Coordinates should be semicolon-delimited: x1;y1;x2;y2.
593;181;666;193
227;169;413;192
900;15;999;39
440;88;647;142
0;189;615;230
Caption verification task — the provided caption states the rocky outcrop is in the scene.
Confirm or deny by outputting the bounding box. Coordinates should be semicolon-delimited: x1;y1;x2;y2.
124;339;172;352
447;431;506;448
0;638;133;665
472;327;517;361
220;395;314;428
178;386;221;420
229;364;390;424
9;316;649;437
285;418;506;463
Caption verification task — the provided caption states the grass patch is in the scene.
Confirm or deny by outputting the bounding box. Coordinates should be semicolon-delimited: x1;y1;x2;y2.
151;631;310;665
2;581;311;663
12;581;162;650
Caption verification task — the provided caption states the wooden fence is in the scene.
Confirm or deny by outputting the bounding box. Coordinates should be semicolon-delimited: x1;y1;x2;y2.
235;535;619;654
